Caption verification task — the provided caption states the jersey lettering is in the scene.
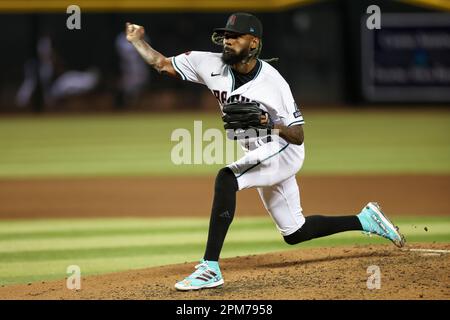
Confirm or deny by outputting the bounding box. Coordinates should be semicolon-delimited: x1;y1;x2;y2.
213;90;258;106
212;90;229;104
220;91;228;104
226;94;259;106
227;94;239;103
212;90;220;102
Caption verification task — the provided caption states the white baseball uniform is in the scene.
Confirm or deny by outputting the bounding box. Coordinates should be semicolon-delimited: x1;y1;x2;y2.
172;51;306;236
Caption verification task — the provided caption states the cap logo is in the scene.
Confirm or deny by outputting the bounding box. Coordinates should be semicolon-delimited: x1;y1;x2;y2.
250;27;255;32
228;15;236;25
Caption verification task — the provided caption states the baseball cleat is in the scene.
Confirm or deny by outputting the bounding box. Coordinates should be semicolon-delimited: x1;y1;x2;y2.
175;259;224;291
357;202;406;248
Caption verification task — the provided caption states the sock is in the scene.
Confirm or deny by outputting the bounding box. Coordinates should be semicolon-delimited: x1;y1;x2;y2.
284;215;363;245
203;167;238;261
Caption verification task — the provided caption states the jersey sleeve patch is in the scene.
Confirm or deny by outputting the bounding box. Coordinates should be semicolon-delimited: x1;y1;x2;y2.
293;102;302;118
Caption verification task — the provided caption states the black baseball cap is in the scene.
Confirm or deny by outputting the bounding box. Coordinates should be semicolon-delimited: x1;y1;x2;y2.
214;12;263;38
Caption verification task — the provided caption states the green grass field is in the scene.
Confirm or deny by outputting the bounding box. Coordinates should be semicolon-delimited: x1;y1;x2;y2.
0;111;449;177
0;110;449;286
0;216;449;286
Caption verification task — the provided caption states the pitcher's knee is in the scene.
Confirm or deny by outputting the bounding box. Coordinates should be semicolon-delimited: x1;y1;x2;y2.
283;225;312;245
215;167;238;193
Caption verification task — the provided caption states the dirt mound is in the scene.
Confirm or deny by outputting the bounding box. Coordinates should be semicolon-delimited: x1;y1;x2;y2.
1;243;448;300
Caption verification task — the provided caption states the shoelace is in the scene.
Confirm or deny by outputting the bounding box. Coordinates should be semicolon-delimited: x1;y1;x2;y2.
369;220;388;237
363;212;399;239
192;262;208;274
184;262;213;280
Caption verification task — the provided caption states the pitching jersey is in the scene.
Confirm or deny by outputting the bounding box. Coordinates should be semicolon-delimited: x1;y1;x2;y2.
171;51;304;147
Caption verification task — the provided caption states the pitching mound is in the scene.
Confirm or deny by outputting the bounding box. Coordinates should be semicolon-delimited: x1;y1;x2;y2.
1;243;448;300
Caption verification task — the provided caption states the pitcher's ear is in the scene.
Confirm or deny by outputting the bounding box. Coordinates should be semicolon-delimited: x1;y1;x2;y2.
251;38;258;50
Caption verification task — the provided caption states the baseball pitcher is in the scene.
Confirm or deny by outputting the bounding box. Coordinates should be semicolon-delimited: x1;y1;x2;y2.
126;13;405;291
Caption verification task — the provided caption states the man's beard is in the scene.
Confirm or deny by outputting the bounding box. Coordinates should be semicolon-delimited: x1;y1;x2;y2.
221;47;250;65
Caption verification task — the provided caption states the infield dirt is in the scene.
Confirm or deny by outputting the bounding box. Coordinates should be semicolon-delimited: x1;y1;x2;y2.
0;175;448;299
0;175;449;219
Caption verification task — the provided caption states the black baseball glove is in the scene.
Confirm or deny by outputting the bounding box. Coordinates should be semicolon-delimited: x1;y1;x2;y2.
222;101;274;131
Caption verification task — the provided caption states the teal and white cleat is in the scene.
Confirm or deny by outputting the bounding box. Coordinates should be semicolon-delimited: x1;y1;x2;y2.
357;202;406;248
175;259;224;291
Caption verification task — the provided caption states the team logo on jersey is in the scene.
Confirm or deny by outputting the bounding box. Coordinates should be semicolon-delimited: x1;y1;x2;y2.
293;102;302;118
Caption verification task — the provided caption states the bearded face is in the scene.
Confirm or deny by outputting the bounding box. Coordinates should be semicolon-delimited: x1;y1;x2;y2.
221;44;251;65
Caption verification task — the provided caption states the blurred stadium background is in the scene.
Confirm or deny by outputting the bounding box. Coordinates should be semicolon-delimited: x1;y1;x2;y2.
0;0;449;111
0;0;449;288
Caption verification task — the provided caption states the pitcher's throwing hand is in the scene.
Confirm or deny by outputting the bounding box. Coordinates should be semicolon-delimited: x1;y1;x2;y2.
125;22;145;43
